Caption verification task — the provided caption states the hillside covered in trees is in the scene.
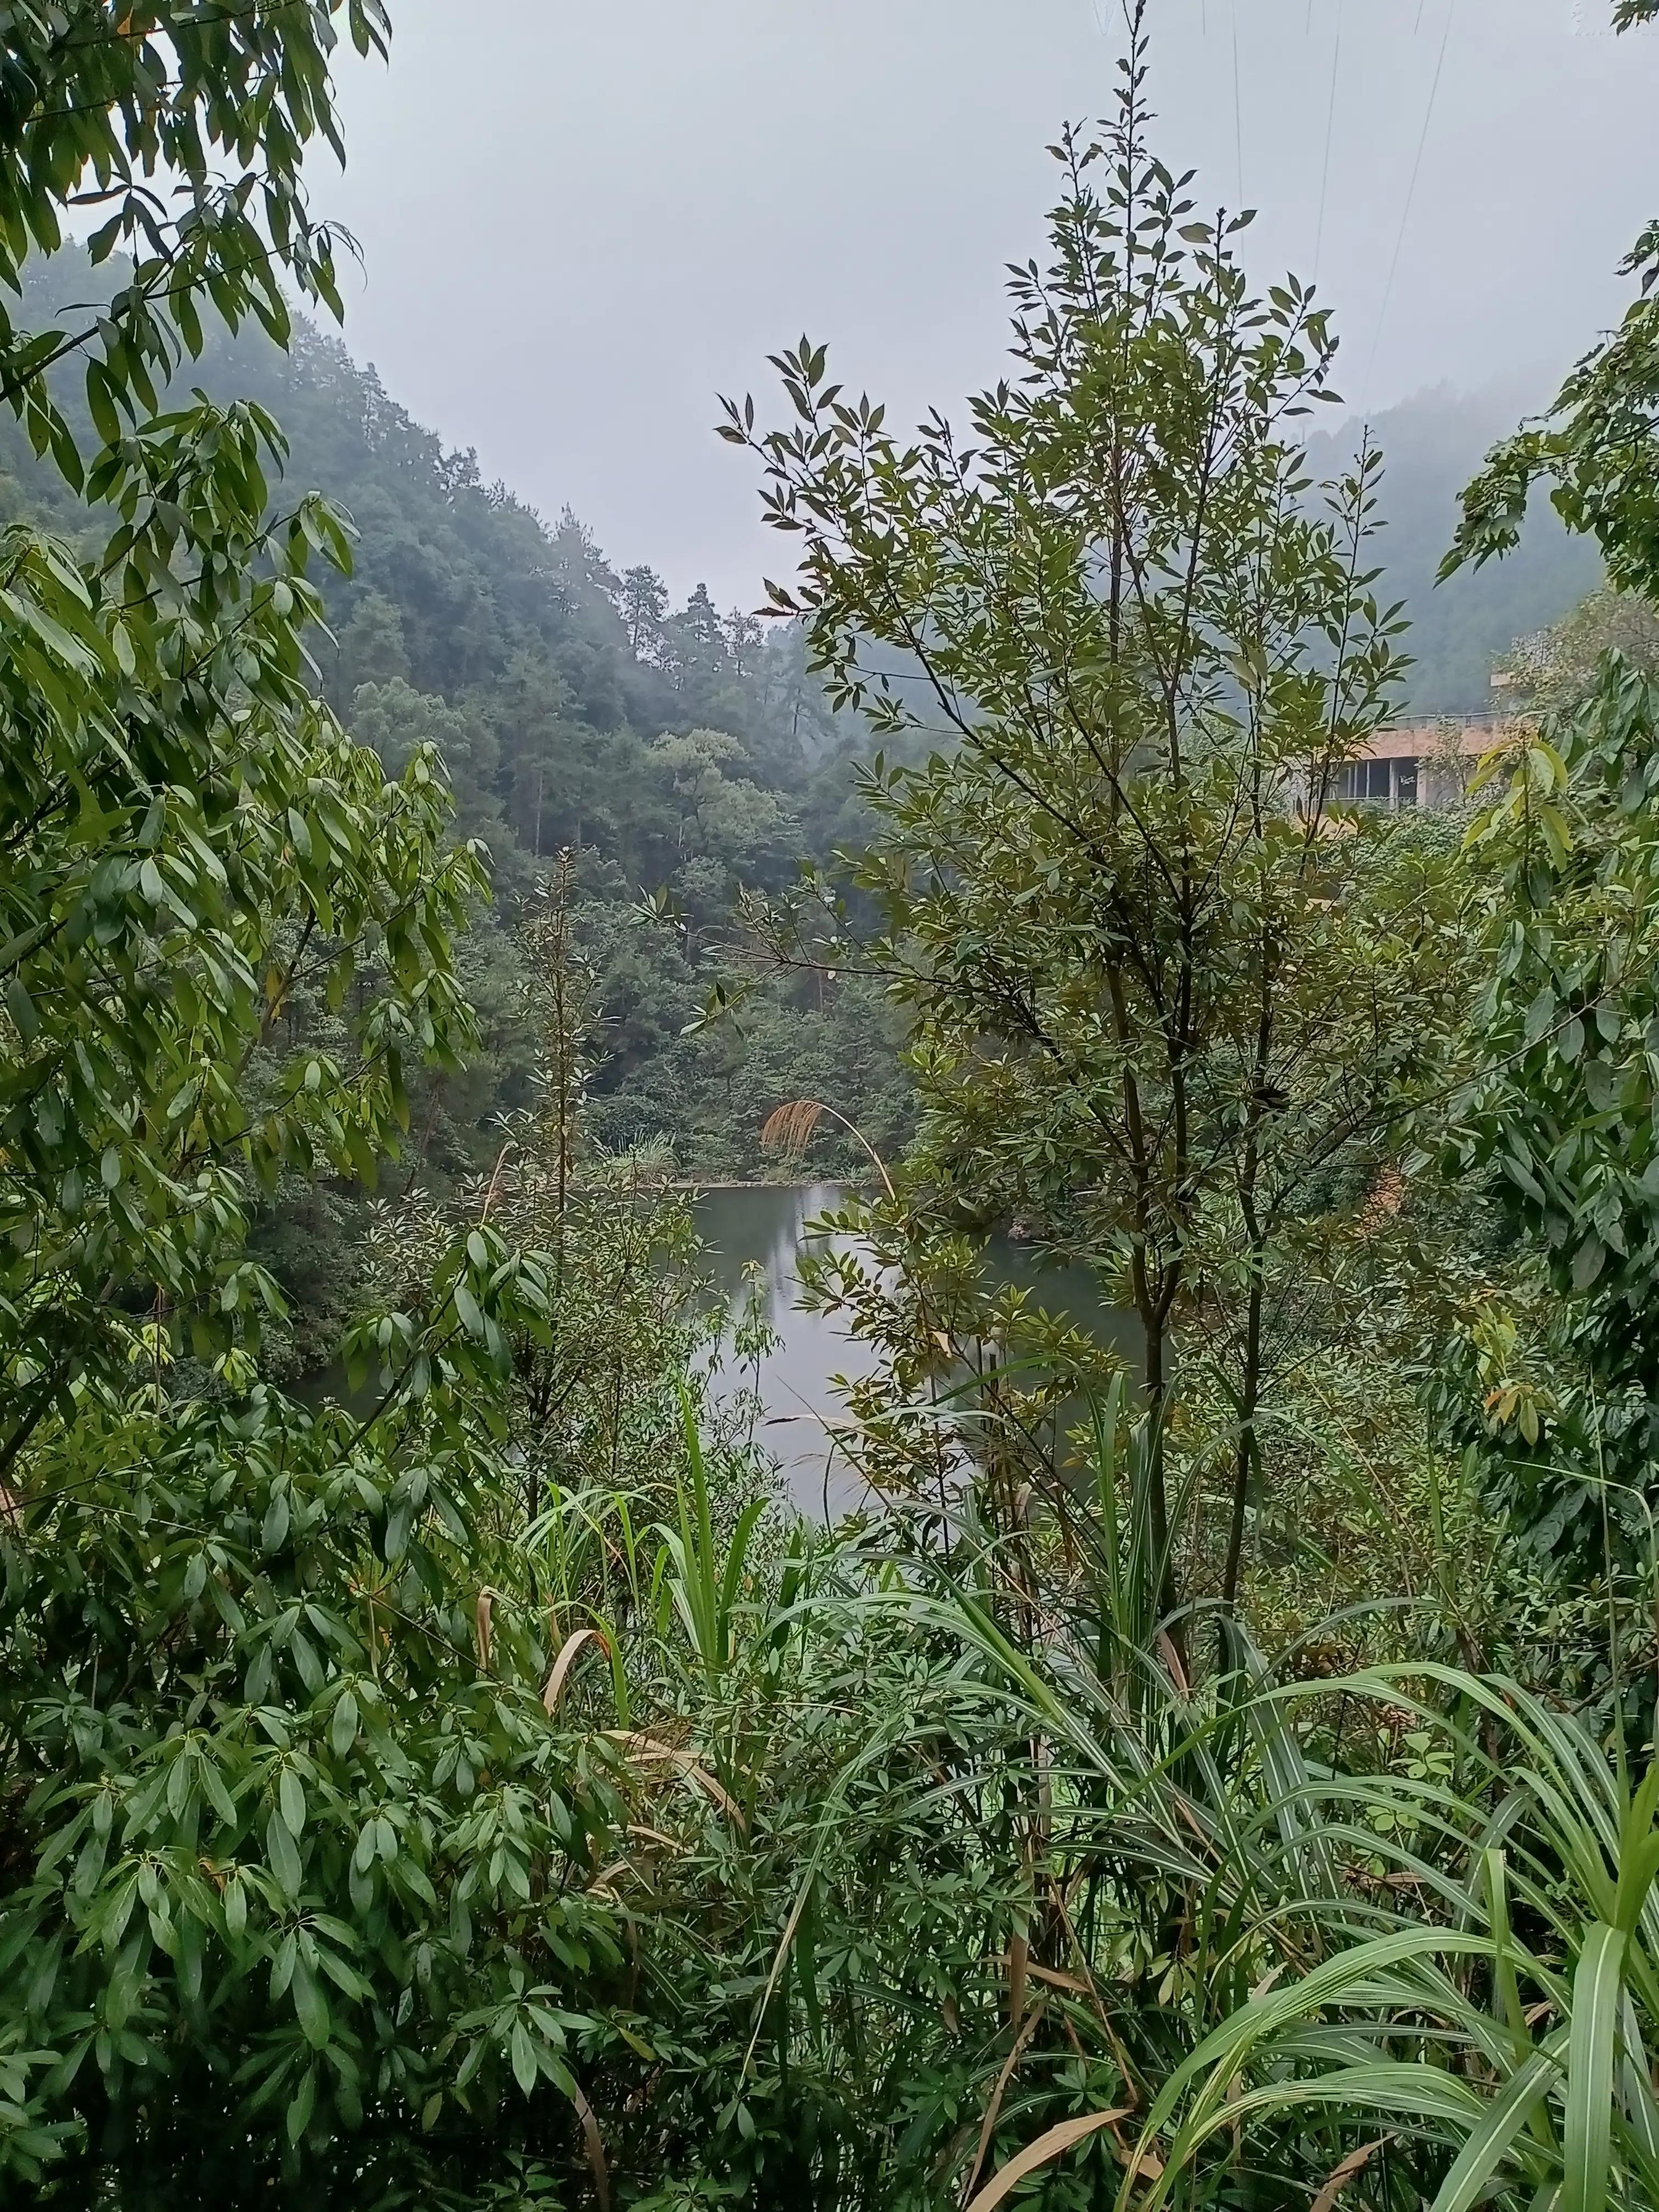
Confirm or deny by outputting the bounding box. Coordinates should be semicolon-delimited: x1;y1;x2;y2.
0;272;1593;1370
1309;380;1602;712
0;267;914;1365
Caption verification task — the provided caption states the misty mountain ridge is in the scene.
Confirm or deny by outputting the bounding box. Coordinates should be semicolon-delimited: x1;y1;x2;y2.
0;250;1602;732
1307;379;1601;715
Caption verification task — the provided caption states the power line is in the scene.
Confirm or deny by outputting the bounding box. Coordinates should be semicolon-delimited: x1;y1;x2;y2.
1313;0;1343;286
1367;0;1457;382
1232;0;1245;206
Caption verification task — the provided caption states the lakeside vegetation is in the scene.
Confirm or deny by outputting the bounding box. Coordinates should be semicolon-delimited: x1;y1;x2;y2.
10;4;1659;2209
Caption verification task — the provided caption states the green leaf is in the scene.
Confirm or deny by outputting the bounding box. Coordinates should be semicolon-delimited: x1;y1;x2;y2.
330;1689;359;1760
266;1807;303;1898
262;1487;291;1554
84;357;121;449
454;1282;485;1340
279;1765;306;1838
285;2063;317;2145
290;1952;330;2051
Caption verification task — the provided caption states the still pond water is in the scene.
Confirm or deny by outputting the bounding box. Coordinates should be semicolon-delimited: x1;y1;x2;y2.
693;1183;1126;1520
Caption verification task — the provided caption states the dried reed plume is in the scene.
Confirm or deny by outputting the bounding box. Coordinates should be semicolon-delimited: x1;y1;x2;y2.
760;1097;895;1198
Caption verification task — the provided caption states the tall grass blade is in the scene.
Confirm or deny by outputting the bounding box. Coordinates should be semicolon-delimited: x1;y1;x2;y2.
1424;2048;1561;2212
1564;1922;1626;2212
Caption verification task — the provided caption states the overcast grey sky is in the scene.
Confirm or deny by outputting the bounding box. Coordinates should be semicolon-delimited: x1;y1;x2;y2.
311;1;1658;608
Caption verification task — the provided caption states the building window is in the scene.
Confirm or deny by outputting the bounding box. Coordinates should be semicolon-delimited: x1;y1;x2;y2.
1341;758;1392;802
1339;756;1420;806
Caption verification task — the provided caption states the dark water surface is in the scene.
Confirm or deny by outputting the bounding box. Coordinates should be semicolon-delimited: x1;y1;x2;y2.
693;1183;1130;1520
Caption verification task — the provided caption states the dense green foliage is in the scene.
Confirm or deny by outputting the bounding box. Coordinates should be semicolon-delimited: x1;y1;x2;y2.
10;4;1659;2210
0;273;917;1374
723;49;1480;1629
0;257;913;1286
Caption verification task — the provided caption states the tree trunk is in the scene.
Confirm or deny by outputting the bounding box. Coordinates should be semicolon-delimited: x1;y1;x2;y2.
1140;1305;1179;1629
1222;1260;1264;1616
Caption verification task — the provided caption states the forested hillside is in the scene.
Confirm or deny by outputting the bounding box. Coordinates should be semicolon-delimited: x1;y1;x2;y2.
0;275;1598;1368
262;326;920;1160
0;281;1592;1295
1309;381;1602;711
2;261;908;1143
0;268;911;1364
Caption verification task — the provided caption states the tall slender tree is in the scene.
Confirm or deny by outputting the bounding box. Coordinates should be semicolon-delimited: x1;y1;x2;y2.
725;1;1456;1616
